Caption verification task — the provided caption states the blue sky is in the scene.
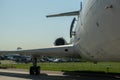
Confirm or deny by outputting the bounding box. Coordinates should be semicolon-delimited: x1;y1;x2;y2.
0;0;81;50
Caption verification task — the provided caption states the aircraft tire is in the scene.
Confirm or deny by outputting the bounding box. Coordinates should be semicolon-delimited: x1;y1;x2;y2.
30;66;34;75
35;66;40;75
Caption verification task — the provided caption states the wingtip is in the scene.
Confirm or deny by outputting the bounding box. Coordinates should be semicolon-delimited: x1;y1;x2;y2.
46;15;49;18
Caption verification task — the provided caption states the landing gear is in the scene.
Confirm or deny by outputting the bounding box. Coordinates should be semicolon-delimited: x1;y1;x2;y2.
29;57;40;75
30;66;40;75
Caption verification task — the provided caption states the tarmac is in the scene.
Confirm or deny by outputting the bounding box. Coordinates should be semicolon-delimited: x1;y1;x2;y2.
0;69;120;80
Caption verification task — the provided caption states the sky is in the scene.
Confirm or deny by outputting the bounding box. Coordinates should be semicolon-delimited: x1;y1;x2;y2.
0;0;81;50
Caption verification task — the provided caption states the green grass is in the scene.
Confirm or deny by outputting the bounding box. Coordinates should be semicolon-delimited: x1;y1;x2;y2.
0;62;120;73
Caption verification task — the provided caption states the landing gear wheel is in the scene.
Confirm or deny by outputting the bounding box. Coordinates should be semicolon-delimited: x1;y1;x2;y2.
35;66;40;75
30;66;34;75
29;66;40;75
29;57;40;75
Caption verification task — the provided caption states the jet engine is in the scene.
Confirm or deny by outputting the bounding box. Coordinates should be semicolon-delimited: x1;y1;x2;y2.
54;37;67;46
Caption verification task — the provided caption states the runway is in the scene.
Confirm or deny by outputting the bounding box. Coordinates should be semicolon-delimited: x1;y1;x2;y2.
0;69;119;80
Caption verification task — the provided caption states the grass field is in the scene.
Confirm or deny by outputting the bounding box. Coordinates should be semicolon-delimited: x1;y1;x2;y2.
0;61;120;73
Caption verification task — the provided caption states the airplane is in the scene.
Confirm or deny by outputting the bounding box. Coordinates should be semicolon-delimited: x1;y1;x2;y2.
0;0;120;75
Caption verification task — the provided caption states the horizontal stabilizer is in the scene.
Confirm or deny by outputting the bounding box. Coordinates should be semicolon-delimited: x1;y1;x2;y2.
46;10;79;18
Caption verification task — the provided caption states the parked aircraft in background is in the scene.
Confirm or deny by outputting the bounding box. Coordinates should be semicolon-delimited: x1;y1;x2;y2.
0;0;120;75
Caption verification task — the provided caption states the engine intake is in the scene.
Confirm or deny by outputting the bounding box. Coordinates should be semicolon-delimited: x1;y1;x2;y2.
54;37;67;46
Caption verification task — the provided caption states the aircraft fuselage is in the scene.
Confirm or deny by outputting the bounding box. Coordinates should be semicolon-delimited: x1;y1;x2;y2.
74;0;120;62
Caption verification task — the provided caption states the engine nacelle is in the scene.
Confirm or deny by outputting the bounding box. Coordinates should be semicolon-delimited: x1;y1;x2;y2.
54;37;67;46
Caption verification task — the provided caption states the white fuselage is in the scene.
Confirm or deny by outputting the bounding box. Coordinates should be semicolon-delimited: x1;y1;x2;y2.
74;0;120;62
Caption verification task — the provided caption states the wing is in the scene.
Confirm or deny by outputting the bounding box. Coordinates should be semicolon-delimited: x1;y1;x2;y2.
46;11;79;18
0;45;80;58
